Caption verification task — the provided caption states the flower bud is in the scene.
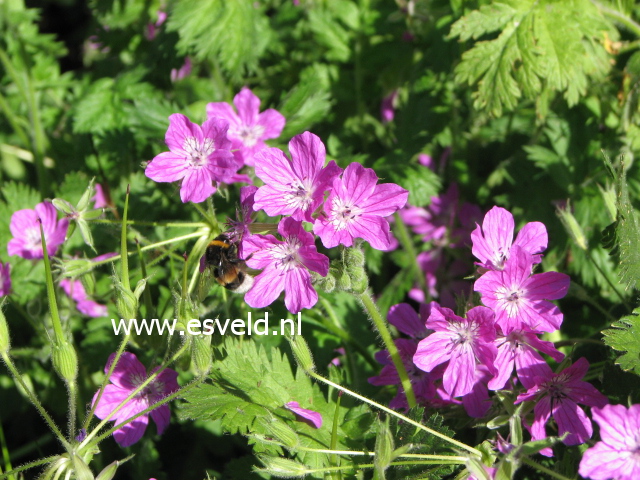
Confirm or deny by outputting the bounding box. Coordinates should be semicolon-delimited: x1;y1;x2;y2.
337;269;351;291
95;455;133;480
287;334;316;373
348;269;368;294
266;420;300;449
257;456;308;477
0;307;10;354
191;333;212;376
556;203;588;251
343;247;365;269
115;284;138;320
52;341;78;383
316;268;337;293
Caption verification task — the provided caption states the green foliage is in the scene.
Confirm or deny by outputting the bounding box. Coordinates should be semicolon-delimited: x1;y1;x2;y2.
602;308;640;375
450;0;615;116
602;156;640;291
168;0;273;80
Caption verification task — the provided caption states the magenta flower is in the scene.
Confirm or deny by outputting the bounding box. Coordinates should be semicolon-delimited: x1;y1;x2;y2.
207;87;285;167
92;183;108;209
92;352;179;447
8;202;68;260
488;325;564;391
253;132;341;222
413;304;497;398
579;404;640;480
145;114;240;203
313;162;408;250
0;261;10;296
170;57;192;83
60;278;108;318
474;246;570;333
243;217;329;314
285;401;322;429
380;90;398;123
515;357;608;448
471;206;548;271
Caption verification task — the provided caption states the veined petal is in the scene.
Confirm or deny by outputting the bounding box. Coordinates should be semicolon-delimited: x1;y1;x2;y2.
145;152;188;182
487;341;515;390
342;163;378;205
553;398;592;445
165;114;202;154
362;183;409;216
285;401;322;429
289;131;326;181
579;441;636;480
206;102;241;129
284;267;317;313
471;206;514;267
104;352;147;389
113;414;149;447
245;266;286;309
234;87;261;125
180;168;216;203
513;221;548;255
313;217;354;248
150;404;171;435
524;271;570;300
297;246;329;276
254;147;297;188
413;332;453;372
388;303;424;338
253;185;298;217
257;108;286;139
444;349;476;397
346;215;392;250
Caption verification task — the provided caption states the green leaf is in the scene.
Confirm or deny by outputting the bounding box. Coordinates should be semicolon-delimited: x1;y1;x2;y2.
168;0;273;80
450;0;615;116
602;155;640;290
602;308;640;375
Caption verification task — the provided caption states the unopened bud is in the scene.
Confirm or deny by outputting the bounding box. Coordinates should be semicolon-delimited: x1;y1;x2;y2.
95;455;133;480
337;270;351;291
0;307;10;354
191;334;212;376
316;268;337;293
343;247;365;268
257;456;308;477
348;269;368;294
287;334;316;373
556;203;588;251
53;341;78;382
266;420;299;449
115;285;137;320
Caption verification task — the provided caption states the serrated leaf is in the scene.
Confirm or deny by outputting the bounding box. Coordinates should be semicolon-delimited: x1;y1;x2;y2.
168;0;272;80
450;0;615;116
602;308;640;375
602;155;640;290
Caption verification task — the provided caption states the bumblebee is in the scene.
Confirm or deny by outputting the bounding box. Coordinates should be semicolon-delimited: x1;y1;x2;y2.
203;233;254;294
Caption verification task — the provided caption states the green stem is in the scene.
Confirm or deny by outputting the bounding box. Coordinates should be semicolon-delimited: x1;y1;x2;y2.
520;456;574;480
586;250;632;311
39;222;64;342
0;414;14;480
394;212;429;299
92;219;206;228
67;383;77;442
359;291;417;408
287;459;466;476
590;0;640;38
121;186;131;291
0;456;60;480
310;371;480;457
0;353;68;449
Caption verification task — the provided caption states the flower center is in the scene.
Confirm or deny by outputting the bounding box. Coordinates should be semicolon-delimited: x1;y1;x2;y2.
236;125;265;147
496;285;527;318
183;136;215;168
330;197;364;231
284;179;315;212
25;226;43;251
271;237;302;271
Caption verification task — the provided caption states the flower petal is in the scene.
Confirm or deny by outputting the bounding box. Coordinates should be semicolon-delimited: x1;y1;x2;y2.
285;401;322;428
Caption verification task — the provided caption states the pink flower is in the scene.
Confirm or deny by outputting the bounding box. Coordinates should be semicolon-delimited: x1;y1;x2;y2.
488;325;564;391
413;304;497;398
313;162;408;250
8;202;68;260
0;261;10;296
253;132;341;222
579;404;640;480
471;206;548;271
515;357;608;449
145;114;240;203
285;401;322;428
474;246;570;333
170;57;192;83
380;90;398;123
92;183;108;209
92;352;179;447
207;87;285;167
60;278;108;318
244;217;329;314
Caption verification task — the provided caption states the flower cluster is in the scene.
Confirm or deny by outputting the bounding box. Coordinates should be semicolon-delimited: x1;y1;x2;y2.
371;206;607;454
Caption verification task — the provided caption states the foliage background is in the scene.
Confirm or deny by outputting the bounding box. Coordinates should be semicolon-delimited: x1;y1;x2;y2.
3;0;640;479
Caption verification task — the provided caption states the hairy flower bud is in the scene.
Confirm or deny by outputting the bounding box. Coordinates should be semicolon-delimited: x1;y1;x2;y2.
343;247;365;269
556;203;588;251
191;333;212;376
52;341;78;383
287;334;316;373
